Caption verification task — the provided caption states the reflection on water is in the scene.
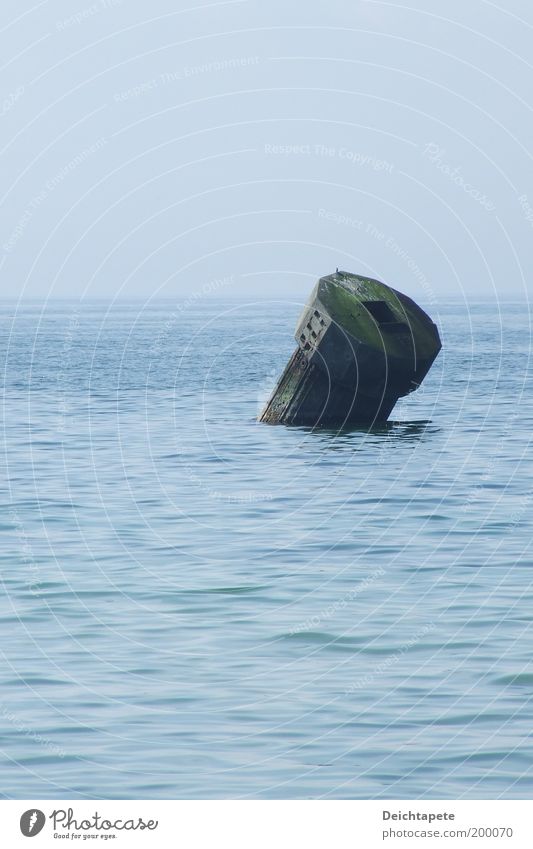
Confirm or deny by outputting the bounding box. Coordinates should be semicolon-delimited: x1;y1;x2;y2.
304;419;438;438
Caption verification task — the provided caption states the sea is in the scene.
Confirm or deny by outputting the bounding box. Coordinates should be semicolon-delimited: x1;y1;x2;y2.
0;298;532;799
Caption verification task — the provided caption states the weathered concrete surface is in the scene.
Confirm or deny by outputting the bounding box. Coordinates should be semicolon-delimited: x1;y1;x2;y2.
259;270;442;427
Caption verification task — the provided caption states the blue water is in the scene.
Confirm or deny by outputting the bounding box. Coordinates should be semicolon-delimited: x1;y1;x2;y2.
1;298;532;799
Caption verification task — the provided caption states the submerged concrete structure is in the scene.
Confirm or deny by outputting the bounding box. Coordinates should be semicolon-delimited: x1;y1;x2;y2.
259;270;441;427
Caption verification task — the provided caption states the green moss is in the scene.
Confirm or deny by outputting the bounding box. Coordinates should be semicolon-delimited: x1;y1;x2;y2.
318;273;439;360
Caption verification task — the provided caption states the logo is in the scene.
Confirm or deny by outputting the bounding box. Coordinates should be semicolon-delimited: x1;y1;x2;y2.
20;809;45;837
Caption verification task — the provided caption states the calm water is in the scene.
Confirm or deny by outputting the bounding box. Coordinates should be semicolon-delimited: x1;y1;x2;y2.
1;298;532;799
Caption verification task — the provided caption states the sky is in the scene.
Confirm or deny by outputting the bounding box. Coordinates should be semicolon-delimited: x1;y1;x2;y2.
1;0;533;304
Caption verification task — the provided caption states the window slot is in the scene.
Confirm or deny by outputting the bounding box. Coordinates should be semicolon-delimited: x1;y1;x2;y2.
362;300;396;324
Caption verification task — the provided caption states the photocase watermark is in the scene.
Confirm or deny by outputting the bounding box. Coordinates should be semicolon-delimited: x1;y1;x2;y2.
465;410;519;511
345;622;436;693
1;703;65;759
57;307;81;434
20;809;46;837
369;225;437;306
2;138;107;254
149;274;236;358
318;207;364;231
507;487;532;530
422;143;496;212
56;0;123;30
290;568;386;635
376;420;400;463
1;85;25;117
465;480;532;532
264;143;394;172
19;807;159;837
518;194;533;229
177;449;273;504
209;489;273;503
9;507;41;597
114;56;261;101
317;210;437;305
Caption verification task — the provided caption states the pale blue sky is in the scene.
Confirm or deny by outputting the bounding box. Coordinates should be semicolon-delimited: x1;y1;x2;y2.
1;0;532;303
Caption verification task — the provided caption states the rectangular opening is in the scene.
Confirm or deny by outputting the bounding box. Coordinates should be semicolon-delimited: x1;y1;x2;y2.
362;300;396;324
